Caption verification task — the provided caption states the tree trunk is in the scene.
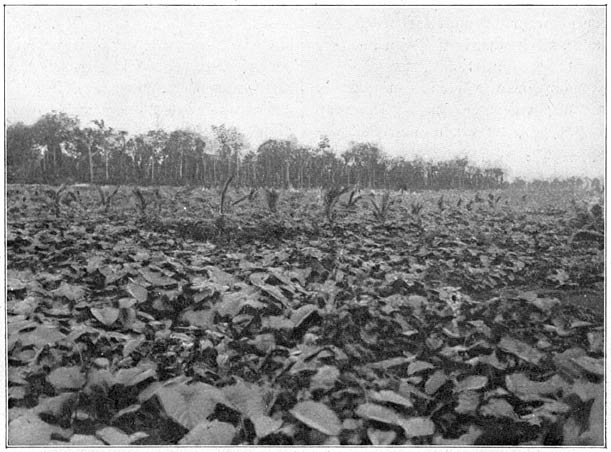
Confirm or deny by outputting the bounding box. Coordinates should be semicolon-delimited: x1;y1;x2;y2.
213;158;217;186
105;150;109;181
88;144;94;183
179;149;184;181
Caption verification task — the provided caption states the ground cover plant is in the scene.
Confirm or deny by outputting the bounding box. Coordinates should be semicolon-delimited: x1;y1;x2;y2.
6;183;604;445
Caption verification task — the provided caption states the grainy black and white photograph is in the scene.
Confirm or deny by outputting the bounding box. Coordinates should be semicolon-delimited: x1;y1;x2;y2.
3;4;606;446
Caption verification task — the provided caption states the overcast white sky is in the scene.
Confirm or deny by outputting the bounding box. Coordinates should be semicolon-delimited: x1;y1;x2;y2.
5;6;605;180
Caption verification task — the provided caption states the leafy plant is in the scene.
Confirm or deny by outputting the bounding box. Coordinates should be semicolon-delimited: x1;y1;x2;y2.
96;185;121;213
323;186;350;223
369;191;394;221
6;184;605;446
344;187;363;209
488;193;502;208
44;183;70;216
410;201;423;216
132;187;161;218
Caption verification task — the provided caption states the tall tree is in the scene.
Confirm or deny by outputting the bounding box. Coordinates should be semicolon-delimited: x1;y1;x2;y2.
31;111;79;181
6;122;37;182
211;125;246;185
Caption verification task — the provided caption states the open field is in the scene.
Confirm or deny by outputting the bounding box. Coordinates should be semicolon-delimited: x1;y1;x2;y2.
6;183;604;445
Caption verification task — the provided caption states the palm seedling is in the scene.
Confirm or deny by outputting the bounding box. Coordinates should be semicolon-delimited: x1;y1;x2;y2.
44;183;70;216
369;191;395;222
97;185;121;213
59;190;83;211
487;193;502;208
344;187;363;209
410;201;423;216
323;185;350;224
133;187;161;218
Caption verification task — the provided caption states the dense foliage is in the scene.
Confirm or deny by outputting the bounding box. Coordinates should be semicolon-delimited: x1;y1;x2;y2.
6;111;512;189
6;183;604;445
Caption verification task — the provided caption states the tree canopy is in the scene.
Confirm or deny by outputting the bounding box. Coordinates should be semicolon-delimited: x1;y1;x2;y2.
6;110;512;190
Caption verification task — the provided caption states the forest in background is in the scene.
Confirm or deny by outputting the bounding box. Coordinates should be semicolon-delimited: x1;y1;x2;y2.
5;111;512;190
6;111;604;191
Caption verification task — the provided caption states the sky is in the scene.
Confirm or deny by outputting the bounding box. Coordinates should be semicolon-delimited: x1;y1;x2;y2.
4;6;606;180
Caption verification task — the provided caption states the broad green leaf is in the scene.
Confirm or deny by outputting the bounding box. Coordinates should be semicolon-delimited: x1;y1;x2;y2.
291;305;319;328
367;428;396;445
355;403;400;424
498;336;545;366
290;401;342;436
579;383;604;445
47;366;86;391
479;398;517;419
16;325;66;348
70;434;105;445
216;291;249;317
408;360;435;375
455;391;480;414
8;413;59;445
96;426;131;445
370;390;413;408
370;356;413;370
52;282;86;301
570;356;604;376
251;415;283;438
205;265;238;289
221;380;265;418
137;375;190;403
156;382;227;430
140;269;177;287
262;315;294;331
7;275;28;291
126;282;148;303
35;392;78;418
310;365;340;391
122;335;145;357
8;386;26;400
398;417;435;437
86;255;105;273
425;370;448;395
178;420;236;445
91;306;120;326
454;375;488;393
179;308;215;329
253;333;276;354
467;351;507;370
114;366;156;387
587;331;604;354
505;373;567;401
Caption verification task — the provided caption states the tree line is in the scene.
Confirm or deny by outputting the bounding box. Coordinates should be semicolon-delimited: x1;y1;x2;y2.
6;111;508;190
